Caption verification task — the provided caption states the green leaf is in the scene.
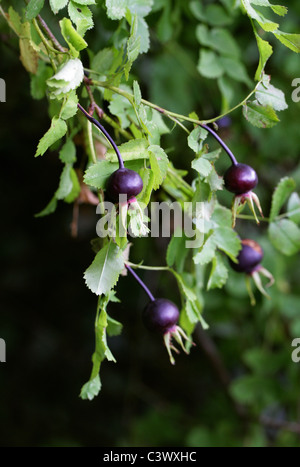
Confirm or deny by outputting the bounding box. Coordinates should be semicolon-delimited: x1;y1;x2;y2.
190;1;206;21
269;177;296;221
269;220;300;256
47;58;84;99
197;49;224;79
213;227;241;261
35;116;67;157
19;23;39;74
108;85;133;128
74;0;96;4
80;292;118;400
137;168;155;205
287;193;300;224
243;347;287;374
59;139;76;164
84;160;118;189
241;0;279;32
210;28;240;57
124;16;141;79
67;174;81;203
205;4;232;26
219;56;251;86
192;157;213;178
273;30;300;53
35;196;58;218
148;145;169;190
107;315;123;337
134;16;150;54
230;374;279;405
25;0;45;20
105;139;149;162
80;375;101;400
193;235;217;266
166;232;188;269
64;167;81;203
133;80;142;107
30;61;53;100
211;203;233;228
197;26;240;58
7;7;22;35
68;1;94;36
105;0;127;19
207;167;224;192
255;78;288;111
50;0;69;14
207;252;228;290
187;127;208;153
91;48;115;75
60;90;79;120
55;164;75;200
84;160;143;189
156;1;173;43
243;101;279;128
250;0;287;16
84;242;124;295
172;270;197;302
254;30;273;80
60;18;88;57
218;75;235;108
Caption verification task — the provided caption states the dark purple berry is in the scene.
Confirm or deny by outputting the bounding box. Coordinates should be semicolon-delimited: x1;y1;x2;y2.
143;298;180;334
224;163;258;195
106;168;143;203
229;239;263;274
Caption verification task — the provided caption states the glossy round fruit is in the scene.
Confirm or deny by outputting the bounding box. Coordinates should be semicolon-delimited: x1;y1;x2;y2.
143;298;180;334
106;168;143;203
229;239;263;274
224;163;258;195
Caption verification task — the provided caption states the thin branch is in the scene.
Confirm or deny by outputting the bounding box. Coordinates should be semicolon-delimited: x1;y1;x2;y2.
37;14;66;53
92;78;263;126
125;264;155;302
78;103;125;169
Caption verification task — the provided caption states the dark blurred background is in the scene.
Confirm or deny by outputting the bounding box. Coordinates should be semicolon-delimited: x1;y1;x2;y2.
0;0;300;447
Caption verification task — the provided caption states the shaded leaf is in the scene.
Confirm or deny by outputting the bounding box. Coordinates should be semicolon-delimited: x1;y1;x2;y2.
35;116;67;157
269;220;300;256
269;177;296;221
84;242;124;296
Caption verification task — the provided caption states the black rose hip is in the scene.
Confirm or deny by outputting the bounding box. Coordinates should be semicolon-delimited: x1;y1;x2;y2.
143;298;180;334
106;168;143;203
229;239;263;274
77;103;143;204
224;163;258;195
229;239;274;305
125;265;192;364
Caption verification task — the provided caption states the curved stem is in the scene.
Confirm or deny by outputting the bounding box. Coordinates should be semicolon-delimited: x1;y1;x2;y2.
32;17;57;71
200;123;238;166
125;261;170;272
125;264;155;302
77;103;124;169
92;78;262;126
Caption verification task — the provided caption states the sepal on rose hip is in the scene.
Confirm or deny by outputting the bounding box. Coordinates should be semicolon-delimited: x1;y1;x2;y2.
163;325;192;365
229;239;274;306
143;298;193;365
231;191;264;227
223;162;263;226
